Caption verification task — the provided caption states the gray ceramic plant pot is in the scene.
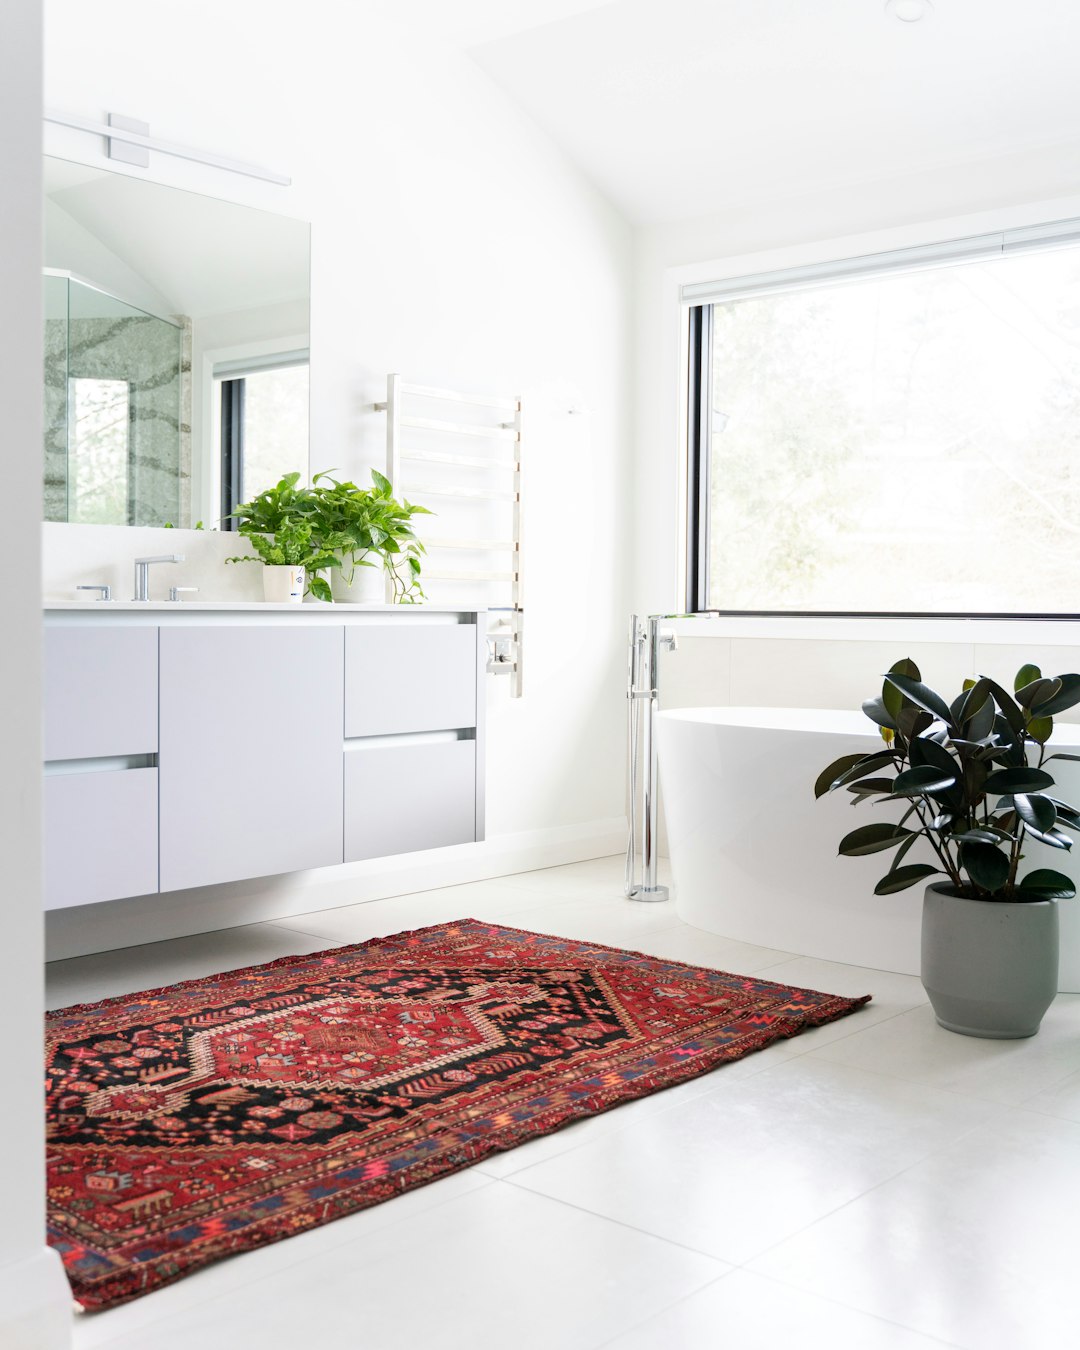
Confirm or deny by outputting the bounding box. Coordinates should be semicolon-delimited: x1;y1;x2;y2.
921;882;1059;1039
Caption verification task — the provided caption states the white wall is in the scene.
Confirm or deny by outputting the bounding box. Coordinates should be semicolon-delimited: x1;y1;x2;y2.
633;143;1080;712
0;1;74;1343
42;0;633;954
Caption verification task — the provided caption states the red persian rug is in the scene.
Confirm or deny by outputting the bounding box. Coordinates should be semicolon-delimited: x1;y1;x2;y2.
47;919;870;1310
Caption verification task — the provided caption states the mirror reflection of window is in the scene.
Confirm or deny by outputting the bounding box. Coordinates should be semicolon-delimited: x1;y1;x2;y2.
70;377;130;525
43;157;311;528
215;355;310;523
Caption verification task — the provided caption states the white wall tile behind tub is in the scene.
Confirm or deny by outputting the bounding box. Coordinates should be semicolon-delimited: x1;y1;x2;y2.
728;639;976;713
660;637;732;709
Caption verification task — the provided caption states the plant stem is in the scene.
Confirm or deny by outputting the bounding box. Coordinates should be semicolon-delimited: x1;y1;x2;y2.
911;794;964;889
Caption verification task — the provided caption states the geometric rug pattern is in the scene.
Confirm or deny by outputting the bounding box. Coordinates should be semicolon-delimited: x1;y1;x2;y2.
46;919;870;1310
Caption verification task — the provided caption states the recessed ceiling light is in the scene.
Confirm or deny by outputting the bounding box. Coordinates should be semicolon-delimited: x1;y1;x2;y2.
885;0;934;21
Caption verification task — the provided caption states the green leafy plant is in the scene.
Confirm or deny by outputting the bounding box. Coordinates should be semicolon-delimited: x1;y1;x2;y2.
226;472;340;601
815;658;1080;901
309;469;432;603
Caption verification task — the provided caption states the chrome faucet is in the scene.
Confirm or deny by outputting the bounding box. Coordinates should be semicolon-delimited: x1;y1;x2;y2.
133;554;185;602
76;584;112;601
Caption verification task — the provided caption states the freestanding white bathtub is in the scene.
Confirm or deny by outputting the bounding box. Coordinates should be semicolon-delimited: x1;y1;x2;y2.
658;706;1080;993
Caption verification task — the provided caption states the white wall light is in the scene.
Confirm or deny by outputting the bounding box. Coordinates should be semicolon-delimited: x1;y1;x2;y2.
885;0;934;21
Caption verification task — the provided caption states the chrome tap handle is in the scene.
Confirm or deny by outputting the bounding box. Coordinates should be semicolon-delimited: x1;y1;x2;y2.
168;586;199;602
133;554;185;602
76;584;112;601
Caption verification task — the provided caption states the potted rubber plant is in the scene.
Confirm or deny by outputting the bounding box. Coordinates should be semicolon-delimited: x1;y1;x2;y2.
311;469;431;604
816;659;1080;1038
227;472;339;602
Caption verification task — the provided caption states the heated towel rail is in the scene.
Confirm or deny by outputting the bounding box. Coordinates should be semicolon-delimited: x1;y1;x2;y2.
375;374;525;696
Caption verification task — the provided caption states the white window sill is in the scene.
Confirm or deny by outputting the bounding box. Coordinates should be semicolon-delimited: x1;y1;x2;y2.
666;614;1080;645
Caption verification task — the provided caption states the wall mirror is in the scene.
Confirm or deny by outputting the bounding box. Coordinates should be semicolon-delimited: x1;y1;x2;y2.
43;157;311;529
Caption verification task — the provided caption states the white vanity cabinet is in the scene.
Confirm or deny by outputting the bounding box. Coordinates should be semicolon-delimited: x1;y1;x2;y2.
43;625;159;908
42;607;485;910
158;624;345;891
344;624;479;737
343;623;483;862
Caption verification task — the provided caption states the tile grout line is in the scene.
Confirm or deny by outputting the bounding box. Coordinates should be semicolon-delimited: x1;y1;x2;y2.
498;1174;734;1268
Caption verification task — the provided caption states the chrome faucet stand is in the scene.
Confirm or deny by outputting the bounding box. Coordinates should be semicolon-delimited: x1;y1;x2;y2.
625;614;677;902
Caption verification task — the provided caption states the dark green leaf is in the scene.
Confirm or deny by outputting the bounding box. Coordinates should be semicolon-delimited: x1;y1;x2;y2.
929;811;955;831
960;841;1010;892
1013;794;1057;832
1014;663;1042;693
954;676;992;730
874;864;941;895
838;824;916;857
892;766;957;796
949;829;1006;844
1046;753;1080;763
979;679;1027;736
989;715;1025;767
1048;798;1080;828
1026;716;1054;745
815;754;873;799
824;751;899;796
1017;868;1076;900
966;693;997;742
881;673;954;726
845;776;895;796
984;766;1054;794
909;735;960;776
1022;825;1072;850
890;831;920;869
862;697;898;731
896;707;933;742
1037;673;1080;717
1016;677;1062;710
883;658;921;720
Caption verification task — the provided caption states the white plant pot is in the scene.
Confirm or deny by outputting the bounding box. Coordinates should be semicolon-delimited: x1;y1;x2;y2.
261;565;306;603
331;562;386;604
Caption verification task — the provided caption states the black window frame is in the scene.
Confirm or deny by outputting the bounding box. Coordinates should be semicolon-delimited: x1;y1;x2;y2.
219;375;245;530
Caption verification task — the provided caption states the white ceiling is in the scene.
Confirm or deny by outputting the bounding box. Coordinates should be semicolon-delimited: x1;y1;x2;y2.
378;0;616;47
435;0;1080;225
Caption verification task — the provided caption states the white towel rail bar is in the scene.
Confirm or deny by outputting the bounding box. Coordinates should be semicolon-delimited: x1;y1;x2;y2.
379;374;525;696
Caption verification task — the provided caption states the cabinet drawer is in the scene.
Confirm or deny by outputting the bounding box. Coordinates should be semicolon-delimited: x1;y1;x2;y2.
345;740;477;862
45;626;158;761
44;768;158;910
345;624;477;737
159;625;344;892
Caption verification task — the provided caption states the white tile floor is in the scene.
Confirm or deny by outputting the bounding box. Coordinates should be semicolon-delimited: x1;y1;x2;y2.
46;854;1080;1350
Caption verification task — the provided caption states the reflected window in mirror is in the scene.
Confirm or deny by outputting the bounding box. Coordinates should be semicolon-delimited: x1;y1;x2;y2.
214;353;310;525
42;156;310;529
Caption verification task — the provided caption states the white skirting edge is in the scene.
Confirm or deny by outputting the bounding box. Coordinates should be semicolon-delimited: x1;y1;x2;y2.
0;1247;72;1348
44;817;628;961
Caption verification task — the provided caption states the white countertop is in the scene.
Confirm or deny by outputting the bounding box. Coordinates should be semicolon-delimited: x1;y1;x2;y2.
44;600;485;613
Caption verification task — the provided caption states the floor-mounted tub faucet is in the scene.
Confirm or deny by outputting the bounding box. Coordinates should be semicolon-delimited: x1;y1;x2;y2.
133;554;185;602
626;614;678;903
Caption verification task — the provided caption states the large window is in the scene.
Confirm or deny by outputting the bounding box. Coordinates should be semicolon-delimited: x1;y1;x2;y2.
686;222;1080;616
